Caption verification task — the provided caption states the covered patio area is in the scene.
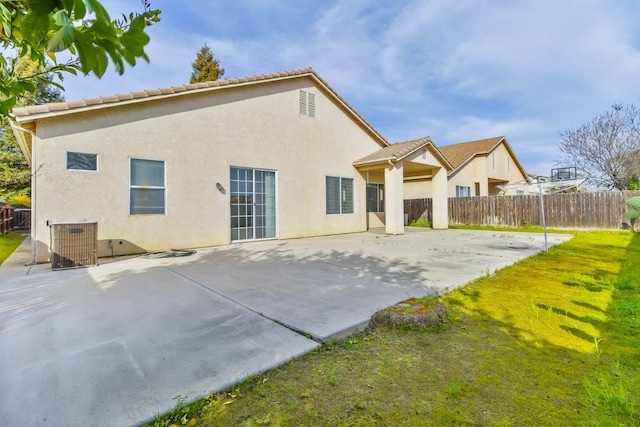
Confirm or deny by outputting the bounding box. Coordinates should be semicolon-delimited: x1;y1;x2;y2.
354;137;453;234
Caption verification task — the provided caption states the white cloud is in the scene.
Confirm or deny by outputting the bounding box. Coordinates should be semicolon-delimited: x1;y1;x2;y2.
49;0;640;176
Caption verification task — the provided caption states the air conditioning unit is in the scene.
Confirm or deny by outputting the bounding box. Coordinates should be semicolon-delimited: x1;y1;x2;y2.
51;222;98;270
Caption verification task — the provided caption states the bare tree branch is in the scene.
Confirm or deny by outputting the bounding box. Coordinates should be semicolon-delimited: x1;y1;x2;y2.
558;104;640;190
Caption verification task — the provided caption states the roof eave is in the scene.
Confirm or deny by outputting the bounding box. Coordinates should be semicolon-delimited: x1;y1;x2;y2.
9;120;33;166
307;73;388;148
13;73;312;123
499;137;529;178
353;157;396;167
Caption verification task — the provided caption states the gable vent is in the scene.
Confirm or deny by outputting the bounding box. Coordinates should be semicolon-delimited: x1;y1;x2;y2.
308;93;315;117
299;90;307;115
298;90;316;117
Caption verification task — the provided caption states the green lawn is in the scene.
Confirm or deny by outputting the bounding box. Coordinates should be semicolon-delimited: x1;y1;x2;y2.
148;230;639;427
0;231;26;265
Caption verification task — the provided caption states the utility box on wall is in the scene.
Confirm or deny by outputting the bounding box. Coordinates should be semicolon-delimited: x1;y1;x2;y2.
51;222;98;270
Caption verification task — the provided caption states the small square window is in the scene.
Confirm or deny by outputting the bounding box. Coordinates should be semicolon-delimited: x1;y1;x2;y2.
67;152;97;171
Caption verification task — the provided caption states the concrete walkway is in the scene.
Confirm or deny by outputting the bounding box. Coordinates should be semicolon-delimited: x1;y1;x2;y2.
0;228;571;426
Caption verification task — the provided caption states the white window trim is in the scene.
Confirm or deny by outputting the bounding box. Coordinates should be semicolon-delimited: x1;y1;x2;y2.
456;185;471;197
66;151;98;172
129;157;167;215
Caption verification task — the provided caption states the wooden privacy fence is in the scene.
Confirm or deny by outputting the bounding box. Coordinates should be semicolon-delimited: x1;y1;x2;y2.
12;208;31;230
405;190;640;229
0;204;13;234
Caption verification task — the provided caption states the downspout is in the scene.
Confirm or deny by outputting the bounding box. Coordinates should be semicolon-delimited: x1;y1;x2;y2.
10;123;38;265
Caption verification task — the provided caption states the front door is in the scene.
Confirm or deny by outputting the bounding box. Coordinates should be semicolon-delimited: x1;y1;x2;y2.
230;167;277;241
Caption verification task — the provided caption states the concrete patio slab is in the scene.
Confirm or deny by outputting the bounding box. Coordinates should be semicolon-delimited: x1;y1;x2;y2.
0;256;318;426
167;228;571;340
0;228;571;426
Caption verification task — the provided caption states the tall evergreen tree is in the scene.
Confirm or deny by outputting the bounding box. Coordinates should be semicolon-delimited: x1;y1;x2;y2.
190;44;225;83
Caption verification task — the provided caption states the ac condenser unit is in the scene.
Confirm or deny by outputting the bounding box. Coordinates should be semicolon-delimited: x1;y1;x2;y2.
51;222;98;270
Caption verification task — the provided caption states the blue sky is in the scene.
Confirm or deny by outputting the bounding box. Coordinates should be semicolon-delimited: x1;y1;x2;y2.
59;0;640;175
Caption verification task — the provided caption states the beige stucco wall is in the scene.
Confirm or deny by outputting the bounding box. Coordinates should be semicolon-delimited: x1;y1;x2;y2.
447;157;486;197
404;180;432;199
485;143;528;195
403;142;527;200
30;77;386;262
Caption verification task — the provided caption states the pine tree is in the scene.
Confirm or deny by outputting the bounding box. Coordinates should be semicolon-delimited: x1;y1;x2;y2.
190;44;225;83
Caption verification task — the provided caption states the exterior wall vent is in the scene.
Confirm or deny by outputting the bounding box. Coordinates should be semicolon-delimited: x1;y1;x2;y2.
299;90;316;117
308;93;315;117
299;90;307;115
51;222;98;270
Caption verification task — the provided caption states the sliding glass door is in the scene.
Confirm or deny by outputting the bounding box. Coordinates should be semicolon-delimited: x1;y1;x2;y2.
230;167;276;241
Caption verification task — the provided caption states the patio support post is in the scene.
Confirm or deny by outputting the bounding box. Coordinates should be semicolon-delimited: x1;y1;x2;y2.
431;166;449;229
384;160;405;235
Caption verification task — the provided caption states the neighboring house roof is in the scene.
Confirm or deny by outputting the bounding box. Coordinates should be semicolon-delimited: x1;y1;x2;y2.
438;136;504;169
11;67;389;165
353;136;453;170
439;136;528;178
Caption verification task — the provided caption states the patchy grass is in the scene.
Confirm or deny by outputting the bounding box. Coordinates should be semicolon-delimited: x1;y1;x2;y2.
0;231;26;265
449;222;576;234
146;231;639;427
408;219;432;228
382;296;440;315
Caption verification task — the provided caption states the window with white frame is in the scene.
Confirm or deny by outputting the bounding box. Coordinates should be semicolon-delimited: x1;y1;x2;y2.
326;176;353;214
456;185;471;197
366;183;384;213
67;152;97;171
299;90;316;117
516;189;525;195
130;158;166;215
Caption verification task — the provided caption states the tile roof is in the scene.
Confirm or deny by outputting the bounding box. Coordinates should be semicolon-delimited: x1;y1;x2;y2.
13;68;317;118
438;136;505;169
353;136;435;165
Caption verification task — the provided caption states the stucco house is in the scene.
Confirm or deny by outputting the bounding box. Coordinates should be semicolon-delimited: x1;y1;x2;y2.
404;136;528;199
10;68;450;264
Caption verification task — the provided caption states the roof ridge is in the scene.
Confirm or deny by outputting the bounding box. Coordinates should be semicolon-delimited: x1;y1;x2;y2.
440;135;505;149
439;136;506;169
353;136;439;165
13;67;317;118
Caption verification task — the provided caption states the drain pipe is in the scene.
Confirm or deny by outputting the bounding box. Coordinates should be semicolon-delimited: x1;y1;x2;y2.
10;123;38;265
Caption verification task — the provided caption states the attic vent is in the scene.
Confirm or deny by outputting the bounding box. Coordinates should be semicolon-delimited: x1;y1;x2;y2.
51;222;98;270
308;93;315;117
299;90;316;117
299;90;307;115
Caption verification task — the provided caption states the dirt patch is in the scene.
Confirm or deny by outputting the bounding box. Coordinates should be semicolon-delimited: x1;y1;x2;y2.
371;299;447;329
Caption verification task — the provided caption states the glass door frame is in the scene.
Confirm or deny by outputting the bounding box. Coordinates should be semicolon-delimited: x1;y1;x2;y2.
230;167;278;242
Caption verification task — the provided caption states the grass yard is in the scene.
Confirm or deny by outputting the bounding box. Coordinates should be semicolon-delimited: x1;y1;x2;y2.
0;231;26;265
148;230;639;427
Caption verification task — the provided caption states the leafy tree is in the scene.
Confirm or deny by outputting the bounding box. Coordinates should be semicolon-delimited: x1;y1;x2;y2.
0;0;161;116
0;118;31;200
0;58;65;201
190;43;225;83
626;175;639;190
558;104;640;190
